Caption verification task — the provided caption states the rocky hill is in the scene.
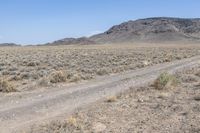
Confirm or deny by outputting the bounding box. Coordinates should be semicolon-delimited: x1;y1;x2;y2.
49;17;200;45
90;17;200;43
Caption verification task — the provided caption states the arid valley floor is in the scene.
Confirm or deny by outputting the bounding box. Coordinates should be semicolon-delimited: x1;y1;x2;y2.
0;44;200;133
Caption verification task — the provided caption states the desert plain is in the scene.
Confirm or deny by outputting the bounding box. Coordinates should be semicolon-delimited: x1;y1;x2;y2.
0;44;200;133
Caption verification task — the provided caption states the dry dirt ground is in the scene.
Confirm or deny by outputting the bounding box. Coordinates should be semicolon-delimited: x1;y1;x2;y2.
29;65;200;133
1;44;200;93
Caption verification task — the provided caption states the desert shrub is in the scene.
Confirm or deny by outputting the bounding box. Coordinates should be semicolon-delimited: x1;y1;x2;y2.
194;96;200;101
106;96;117;102
0;67;4;71
69;74;82;82
195;71;200;77
163;58;171;62
30;72;40;80
176;56;182;60
9;71;17;76
153;72;179;90
0;78;17;93
142;60;151;66
27;61;40;67
67;116;77;127
81;74;94;80
20;72;31;79
96;68;109;76
49;71;67;83
181;75;198;83
8;67;18;71
9;75;21;81
37;69;49;75
38;77;50;86
2;70;9;75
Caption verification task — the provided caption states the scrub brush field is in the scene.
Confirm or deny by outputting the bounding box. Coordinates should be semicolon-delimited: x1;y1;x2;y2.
0;44;200;93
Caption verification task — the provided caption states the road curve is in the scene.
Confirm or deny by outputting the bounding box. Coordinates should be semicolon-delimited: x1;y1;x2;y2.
0;55;200;133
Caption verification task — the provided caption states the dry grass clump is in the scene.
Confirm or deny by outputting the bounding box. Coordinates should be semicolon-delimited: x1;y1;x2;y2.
69;73;82;82
38;71;84;86
106;96;118;102
0;78;17;93
193;96;200;101
49;71;67;83
153;72;179;90
97;68;110;76
195;71;200;77
67;116;77;127
38;77;50;86
65;116;83;131
27;61;40;67
180;75;199;83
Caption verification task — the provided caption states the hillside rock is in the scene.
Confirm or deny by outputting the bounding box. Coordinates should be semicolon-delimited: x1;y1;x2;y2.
90;17;200;43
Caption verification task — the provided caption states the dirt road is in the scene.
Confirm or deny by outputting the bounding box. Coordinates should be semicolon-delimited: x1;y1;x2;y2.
0;56;200;133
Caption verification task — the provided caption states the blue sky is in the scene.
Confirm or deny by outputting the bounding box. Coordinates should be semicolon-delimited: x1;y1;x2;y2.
0;0;200;44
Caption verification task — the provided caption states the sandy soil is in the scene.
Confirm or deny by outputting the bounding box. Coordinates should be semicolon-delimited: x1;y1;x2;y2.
29;65;200;133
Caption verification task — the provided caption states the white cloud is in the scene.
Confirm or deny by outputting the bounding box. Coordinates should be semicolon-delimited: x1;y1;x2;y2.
86;30;102;37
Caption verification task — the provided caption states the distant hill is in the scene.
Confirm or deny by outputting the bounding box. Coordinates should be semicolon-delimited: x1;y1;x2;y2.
0;43;19;47
2;17;200;46
48;37;97;45
49;17;200;45
90;17;200;43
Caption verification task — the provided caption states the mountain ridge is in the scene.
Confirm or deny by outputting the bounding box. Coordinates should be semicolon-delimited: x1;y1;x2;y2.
89;17;200;43
48;17;200;45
